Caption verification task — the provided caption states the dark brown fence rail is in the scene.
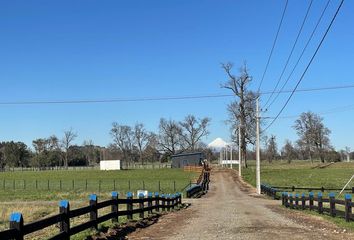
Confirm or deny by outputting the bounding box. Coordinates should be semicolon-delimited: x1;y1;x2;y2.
0;191;182;240
261;184;353;222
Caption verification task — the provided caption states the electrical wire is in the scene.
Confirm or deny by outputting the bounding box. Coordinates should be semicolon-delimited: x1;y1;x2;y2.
0;84;353;105
263;0;314;108
265;103;354;119
262;0;345;132
257;0;289;93
266;0;332;110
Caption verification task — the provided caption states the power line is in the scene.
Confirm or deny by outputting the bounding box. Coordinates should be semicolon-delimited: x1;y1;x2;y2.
266;0;332;110
0;84;353;105
265;103;354;119
257;0;289;93
263;0;314;108
262;0;345;133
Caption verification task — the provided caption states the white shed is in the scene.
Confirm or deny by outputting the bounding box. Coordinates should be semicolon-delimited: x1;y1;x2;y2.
100;160;121;170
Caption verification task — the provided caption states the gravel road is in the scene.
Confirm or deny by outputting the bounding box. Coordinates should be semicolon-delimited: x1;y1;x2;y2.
128;169;354;240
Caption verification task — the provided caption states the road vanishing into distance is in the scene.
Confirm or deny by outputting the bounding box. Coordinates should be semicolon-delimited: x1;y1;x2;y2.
128;169;354;240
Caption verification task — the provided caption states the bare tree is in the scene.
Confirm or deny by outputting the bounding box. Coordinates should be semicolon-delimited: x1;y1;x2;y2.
265;135;277;163
110;123;135;167
293;112;331;163
61;128;78;168
345;146;351;162
83;139;96;166
222;62;258;167
134;123;150;164
179;115;211;151
158;118;183;155
281;140;297;164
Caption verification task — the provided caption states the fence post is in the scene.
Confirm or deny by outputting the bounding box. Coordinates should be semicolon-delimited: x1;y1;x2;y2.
111;192;119;223
158;181;161;192
295;194;299;208
318;192;323;214
309;192;314;211
329;192;336;217
345;194;352;222
127;192;133;220
289;194;293;209
9;212;24;240
155;192;160;212
171;194;175;210
284;193;289;208
161;194;166;211
301;193;306;210
281;192;285;206
89;194;98;229
148;192;153;215
167;194;172;211
59;200;70;240
139;193;144;219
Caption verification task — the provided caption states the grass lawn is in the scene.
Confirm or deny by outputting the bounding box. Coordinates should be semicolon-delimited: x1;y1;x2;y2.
0;168;197;201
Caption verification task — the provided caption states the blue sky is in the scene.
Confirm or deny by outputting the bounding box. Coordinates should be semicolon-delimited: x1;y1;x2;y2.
0;0;353;150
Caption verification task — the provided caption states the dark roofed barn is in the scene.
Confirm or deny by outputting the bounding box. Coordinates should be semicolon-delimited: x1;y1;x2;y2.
171;152;205;168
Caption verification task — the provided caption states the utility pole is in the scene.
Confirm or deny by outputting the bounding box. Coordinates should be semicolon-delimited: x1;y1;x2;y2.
238;124;242;177
256;97;261;195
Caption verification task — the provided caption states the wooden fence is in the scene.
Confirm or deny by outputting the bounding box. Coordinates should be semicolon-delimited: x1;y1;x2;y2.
0;192;182;240
261;184;353;222
183;166;203;173
263;184;354;194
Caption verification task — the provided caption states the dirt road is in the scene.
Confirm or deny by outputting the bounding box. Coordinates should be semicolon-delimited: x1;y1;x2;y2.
128;169;354;240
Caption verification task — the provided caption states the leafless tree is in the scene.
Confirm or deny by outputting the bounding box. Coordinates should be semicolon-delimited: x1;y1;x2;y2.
179;115;210;151
61;128;78;168
265;135;278;163
134;123;150;164
222;62;258;167
281;140;297;163
110;122;135;167
293;112;331;163
83;139;96;166
158;118;183;155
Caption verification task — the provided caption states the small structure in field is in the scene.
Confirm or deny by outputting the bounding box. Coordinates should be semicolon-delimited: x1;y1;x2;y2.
171;152;205;168
100;160;121;170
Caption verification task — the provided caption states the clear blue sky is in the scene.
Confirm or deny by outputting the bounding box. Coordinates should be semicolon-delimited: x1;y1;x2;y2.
0;0;353;150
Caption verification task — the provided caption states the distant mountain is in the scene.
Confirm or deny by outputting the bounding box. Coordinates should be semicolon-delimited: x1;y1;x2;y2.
208;138;229;150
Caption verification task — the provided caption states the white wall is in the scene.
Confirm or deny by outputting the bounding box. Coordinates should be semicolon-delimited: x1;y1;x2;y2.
100;160;121;170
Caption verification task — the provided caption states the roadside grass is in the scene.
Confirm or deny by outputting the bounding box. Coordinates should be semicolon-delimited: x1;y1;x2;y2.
241;160;354;230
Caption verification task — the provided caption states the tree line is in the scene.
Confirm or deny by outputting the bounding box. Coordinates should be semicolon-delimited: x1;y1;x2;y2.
0;115;212;169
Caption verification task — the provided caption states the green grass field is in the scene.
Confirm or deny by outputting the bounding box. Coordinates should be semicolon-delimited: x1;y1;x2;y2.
241;160;354;230
0;168;197;201
242;160;354;197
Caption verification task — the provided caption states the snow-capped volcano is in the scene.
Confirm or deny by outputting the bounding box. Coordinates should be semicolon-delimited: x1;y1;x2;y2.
208;138;229;150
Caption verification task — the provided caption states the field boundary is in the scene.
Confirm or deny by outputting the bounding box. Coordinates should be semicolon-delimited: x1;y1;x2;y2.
0;191;182;240
262;184;353;223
